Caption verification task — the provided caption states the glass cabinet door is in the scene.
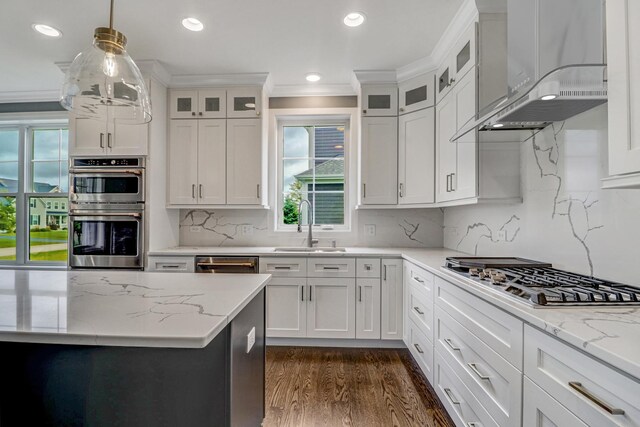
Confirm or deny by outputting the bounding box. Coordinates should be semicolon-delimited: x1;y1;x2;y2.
451;23;476;82
227;87;262;118
361;85;398;117
169;90;198;119
198;89;227;118
398;73;434;115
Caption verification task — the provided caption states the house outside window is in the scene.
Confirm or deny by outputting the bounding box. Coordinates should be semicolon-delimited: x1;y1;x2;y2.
278;122;348;230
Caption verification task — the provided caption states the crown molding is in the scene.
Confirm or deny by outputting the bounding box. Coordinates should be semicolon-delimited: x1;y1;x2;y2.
353;70;398;85
396;57;438;83
0;90;60;103
268;84;356;97
169;72;270;88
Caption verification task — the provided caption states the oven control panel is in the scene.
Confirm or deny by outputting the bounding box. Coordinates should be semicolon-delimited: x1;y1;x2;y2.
72;158;142;167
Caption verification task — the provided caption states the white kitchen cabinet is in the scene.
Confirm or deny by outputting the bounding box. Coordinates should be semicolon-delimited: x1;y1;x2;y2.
398;107;435;205
602;0;640;188
435;92;458;203
361;117;398;205
227;87;262;118
523;378;588;427
398;73;435;115
356;278;381;339
226;118;262;205
361;85;398;117
266;277;307;338
407;319;434;383
306;278;356;339
381;259;403;340
169;89;226;119
436;22;477;105
70;116;148;156
168;119;226;205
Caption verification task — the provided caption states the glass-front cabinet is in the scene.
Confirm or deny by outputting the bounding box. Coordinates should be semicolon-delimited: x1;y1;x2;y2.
361;85;398;117
436;23;477;104
227;87;262;118
170;89;227;119
398;73;435;115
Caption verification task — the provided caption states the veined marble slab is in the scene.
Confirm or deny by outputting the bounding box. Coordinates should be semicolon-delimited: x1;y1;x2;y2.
0;270;270;348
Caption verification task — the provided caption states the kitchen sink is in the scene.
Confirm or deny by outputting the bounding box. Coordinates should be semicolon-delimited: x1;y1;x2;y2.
273;247;347;253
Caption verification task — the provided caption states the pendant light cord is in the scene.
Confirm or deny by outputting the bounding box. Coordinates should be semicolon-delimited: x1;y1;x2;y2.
109;0;114;29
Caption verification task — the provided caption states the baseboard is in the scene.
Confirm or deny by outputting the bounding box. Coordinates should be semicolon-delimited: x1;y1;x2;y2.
266;337;406;348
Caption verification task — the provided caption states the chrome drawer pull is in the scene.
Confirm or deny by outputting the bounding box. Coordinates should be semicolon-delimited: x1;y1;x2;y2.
323;266;340;270
160;264;181;269
467;423;482;427
413;343;424;354
444;388;461;405
468;363;490;381
568;382;625;415
274;266;291;270
413;276;425;284
413;306;424;315
444;338;461;351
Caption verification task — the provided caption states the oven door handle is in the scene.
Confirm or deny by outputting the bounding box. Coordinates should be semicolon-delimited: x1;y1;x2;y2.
69;169;143;175
70;212;142;218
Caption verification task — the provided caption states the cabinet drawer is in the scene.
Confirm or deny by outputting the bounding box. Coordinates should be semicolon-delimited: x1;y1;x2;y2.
523;378;587;427
408;282;434;342
436;306;522;427
435;350;499;427
435;276;523;369
307;258;355;277
356;258;381;278
524;325;640;427
405;261;434;301
259;257;307;277
407;319;434;383
147;256;195;272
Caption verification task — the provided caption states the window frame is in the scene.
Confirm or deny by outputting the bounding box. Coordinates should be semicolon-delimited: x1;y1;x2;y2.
276;119;350;232
0;121;69;267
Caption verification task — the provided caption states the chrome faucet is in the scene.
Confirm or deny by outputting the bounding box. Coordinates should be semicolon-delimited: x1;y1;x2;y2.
297;199;318;248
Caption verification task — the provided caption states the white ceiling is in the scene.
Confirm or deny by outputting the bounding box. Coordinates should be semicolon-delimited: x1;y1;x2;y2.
0;0;464;97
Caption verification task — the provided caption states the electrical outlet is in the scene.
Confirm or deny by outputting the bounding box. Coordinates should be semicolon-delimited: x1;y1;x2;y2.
365;224;376;236
241;225;253;235
189;226;202;233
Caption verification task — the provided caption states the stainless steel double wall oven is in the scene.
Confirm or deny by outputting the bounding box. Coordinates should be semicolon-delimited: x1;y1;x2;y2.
68;157;145;269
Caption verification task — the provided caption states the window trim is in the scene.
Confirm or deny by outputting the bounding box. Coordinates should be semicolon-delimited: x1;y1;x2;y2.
0;121;69;267
276;118;351;232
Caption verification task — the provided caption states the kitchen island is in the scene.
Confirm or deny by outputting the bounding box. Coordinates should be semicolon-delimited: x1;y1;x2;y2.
0;269;270;427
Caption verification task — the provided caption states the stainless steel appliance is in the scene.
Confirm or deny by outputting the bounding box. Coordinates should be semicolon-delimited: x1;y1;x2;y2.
69;157;145;270
445;257;640;307
195;257;259;274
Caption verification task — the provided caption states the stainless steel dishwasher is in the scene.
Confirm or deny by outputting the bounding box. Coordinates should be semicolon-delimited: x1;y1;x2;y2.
195;256;259;273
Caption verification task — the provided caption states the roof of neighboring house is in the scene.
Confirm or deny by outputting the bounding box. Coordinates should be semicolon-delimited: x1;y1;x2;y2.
0;178;60;193
294;158;344;181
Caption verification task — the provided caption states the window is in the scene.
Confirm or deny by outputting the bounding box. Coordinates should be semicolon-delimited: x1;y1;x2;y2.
0;124;68;265
278;122;348;230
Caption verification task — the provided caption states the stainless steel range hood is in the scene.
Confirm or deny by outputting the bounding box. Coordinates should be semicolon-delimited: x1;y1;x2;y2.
454;0;607;140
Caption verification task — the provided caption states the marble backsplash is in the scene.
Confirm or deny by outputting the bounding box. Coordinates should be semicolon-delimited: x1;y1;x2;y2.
444;105;640;285
179;208;444;248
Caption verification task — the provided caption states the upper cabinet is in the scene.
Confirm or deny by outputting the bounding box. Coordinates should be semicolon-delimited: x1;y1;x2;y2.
227;87;262;118
170;89;226;119
361;116;398;205
437;24;477;104
602;0;640;189
398;107;435;205
70;116;148;156
361;85;398;117
399;73;435;115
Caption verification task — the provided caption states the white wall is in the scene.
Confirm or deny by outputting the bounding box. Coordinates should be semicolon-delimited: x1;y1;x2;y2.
444;105;640;285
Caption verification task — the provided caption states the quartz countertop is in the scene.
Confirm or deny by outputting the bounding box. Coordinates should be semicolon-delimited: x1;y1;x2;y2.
151;246;640;380
0;270;270;349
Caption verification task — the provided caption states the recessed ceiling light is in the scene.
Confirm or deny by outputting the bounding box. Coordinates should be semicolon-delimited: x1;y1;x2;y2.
343;12;366;27
305;73;322;82
182;17;204;32
32;24;62;38
492;123;504;128
540;94;558;101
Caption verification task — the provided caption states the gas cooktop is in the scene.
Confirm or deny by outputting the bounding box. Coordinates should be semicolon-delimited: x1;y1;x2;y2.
444;257;640;307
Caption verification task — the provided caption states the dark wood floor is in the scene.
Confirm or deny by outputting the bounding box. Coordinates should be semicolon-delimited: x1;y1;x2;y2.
264;347;455;427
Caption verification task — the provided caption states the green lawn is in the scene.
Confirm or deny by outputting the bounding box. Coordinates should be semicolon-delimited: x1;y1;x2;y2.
30;249;68;262
0;230;68;248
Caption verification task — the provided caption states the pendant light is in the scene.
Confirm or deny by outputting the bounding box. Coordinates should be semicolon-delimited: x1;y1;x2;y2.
60;0;151;123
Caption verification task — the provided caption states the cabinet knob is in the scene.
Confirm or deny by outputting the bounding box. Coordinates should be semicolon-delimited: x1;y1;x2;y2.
256;111;261;116
191;112;196;116
399;107;405;112
362;109;367;114
198;112;202;116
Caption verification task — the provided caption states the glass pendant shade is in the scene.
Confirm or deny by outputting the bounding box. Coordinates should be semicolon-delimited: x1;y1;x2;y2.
60;27;152;124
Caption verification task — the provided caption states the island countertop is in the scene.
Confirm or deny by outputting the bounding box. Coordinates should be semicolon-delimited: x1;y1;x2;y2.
0;270;270;349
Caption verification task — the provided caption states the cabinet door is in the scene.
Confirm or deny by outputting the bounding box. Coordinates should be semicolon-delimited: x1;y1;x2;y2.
361;85;398;117
523;378;588;427
398;108;435;204
226;118;262;205
70;116;106;156
361;117;398;205
169;90;198;119
109;122;148;156
198;89;226;119
356;278;381;339
436;92;458;203
451;23;477;84
381;259;403;340
168;120;199;205
307;278;356;339
399;73;434;115
607;0;640;176
197;120;226;204
266;278;307;338
436;62;454;104
227;87;262;118
453;70;477;200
